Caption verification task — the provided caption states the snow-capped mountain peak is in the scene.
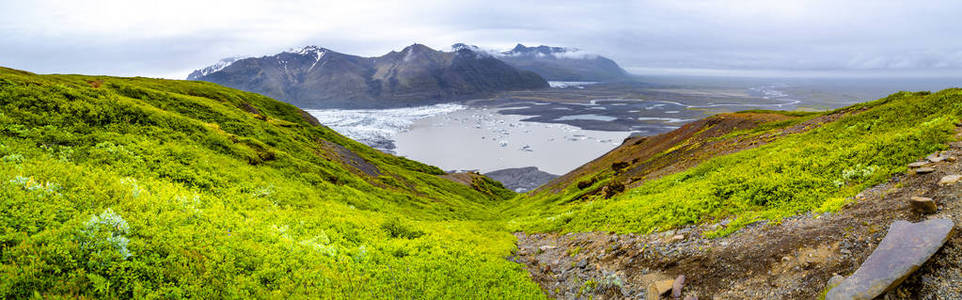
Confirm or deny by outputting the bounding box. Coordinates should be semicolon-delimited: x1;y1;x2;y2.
185;43;548;107
495;44;629;81
186;56;247;80
451;43;498;57
279;46;330;71
284;45;328;56
501;44;596;59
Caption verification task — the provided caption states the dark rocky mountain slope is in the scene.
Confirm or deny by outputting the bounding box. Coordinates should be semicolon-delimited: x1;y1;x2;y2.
189;44;548;108
496;44;631;82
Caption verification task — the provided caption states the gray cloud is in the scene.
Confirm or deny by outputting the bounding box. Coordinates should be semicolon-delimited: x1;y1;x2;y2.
2;0;961;78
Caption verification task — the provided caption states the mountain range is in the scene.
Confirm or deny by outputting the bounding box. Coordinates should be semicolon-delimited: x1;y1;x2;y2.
188;43;632;108
188;44;548;108
495;43;631;81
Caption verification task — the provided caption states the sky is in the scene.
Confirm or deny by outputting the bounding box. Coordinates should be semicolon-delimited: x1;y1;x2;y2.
2;0;961;79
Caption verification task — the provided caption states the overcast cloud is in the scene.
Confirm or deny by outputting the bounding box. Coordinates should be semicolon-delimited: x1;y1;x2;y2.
2;0;961;78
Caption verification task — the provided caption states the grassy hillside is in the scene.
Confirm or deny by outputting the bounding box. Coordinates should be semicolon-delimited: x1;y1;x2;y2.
0;67;541;298
4;64;961;298
506;89;962;236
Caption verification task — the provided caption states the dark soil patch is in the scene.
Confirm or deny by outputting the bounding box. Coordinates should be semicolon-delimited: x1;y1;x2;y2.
319;140;381;177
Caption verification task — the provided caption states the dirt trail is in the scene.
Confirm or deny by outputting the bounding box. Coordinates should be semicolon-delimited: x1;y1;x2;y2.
513;136;962;299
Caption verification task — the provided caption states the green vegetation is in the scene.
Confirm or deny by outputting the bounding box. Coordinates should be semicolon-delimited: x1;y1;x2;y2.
2;65;960;298
0;68;540;298
507;90;961;235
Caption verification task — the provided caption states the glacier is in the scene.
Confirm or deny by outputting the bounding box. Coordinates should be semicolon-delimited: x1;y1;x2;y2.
305;103;466;152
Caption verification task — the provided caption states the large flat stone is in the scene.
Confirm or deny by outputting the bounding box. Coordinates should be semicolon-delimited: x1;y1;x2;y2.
927;152;947;163
938;174;962;185
826;219;954;300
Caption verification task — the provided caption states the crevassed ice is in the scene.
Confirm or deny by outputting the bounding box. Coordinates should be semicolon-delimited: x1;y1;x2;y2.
548;81;599;88
305;103;466;146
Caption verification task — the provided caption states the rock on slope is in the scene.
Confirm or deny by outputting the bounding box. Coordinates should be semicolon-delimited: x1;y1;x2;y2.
189;44;549;108
484;166;559;192
826;218;954;299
